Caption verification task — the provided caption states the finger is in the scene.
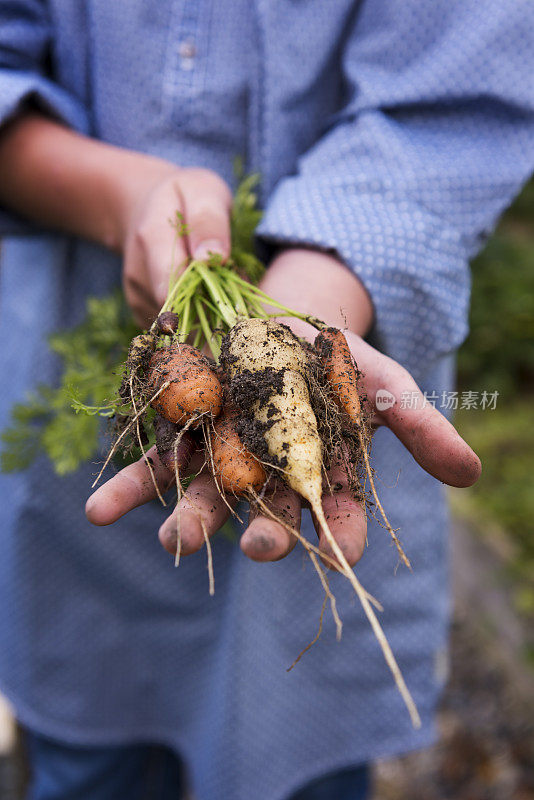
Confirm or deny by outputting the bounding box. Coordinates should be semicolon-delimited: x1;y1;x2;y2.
180;169;232;261
314;458;367;570
240;481;301;562
124;180;189;311
158;472;237;557
85;437;195;526
388;400;481;487
346;333;482;488
124;273;160;329
144;185;189;307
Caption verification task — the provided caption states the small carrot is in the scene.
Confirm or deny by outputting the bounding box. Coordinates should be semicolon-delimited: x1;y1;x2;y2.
147;343;222;426
315;327;363;426
315;326;411;570
210;406;266;495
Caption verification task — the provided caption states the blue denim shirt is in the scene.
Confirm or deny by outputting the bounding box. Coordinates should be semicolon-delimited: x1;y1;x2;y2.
1;2;533;799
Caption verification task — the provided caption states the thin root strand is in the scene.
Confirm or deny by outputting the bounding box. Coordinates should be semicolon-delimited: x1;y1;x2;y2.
250;490;343;640
200;517;215;596
129;376;166;507
358;429;411;570
92;381;171;488
312;500;421;729
287;591;328;672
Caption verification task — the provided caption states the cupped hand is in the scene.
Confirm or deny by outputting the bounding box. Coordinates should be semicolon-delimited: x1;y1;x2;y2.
86;248;481;569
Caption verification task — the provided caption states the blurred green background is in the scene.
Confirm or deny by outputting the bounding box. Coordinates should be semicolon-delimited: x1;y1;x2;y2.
454;180;534;623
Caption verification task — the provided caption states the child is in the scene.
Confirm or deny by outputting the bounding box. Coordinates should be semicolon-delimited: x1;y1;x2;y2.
0;1;532;798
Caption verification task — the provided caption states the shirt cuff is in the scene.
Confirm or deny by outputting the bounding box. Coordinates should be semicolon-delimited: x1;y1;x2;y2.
257;175;470;375
0;70;89;237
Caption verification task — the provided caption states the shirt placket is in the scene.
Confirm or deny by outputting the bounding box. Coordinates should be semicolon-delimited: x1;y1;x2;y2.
162;0;206;128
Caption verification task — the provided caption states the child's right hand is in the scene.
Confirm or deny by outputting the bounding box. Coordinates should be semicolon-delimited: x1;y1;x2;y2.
0;112;233;328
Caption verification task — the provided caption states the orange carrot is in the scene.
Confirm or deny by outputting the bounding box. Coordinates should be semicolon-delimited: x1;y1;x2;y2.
147;343;222;426
315;327;363;426
210;406;266;495
315;326;411;570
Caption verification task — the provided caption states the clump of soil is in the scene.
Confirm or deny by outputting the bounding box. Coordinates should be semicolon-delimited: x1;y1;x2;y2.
154;414;180;458
228;366;288;468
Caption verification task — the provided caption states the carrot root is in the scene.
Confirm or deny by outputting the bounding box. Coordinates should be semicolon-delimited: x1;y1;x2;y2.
250;490;343;641
129;376;167;507
316;327;411;569
311;497;421;729
92;381;171;489
287;591;328;672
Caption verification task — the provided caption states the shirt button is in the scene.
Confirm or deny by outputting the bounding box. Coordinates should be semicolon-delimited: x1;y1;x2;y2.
178;39;196;70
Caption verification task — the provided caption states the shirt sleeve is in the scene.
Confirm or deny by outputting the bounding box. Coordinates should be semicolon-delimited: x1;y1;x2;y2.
0;0;89;235
257;0;534;374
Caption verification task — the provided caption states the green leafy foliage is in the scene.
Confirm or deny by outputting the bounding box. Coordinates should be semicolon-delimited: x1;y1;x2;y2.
230;161;265;283
454;401;534;618
1;292;138;475
456;179;534;620
0;390;51;472
171;210;190;238
458;228;534;399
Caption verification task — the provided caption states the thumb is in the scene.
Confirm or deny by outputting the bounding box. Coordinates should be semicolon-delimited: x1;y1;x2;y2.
180;169;232;262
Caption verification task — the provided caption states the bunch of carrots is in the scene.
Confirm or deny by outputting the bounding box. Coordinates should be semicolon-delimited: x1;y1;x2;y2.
1;174;420;726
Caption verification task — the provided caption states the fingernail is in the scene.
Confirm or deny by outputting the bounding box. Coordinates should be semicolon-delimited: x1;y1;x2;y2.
193;240;225;261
